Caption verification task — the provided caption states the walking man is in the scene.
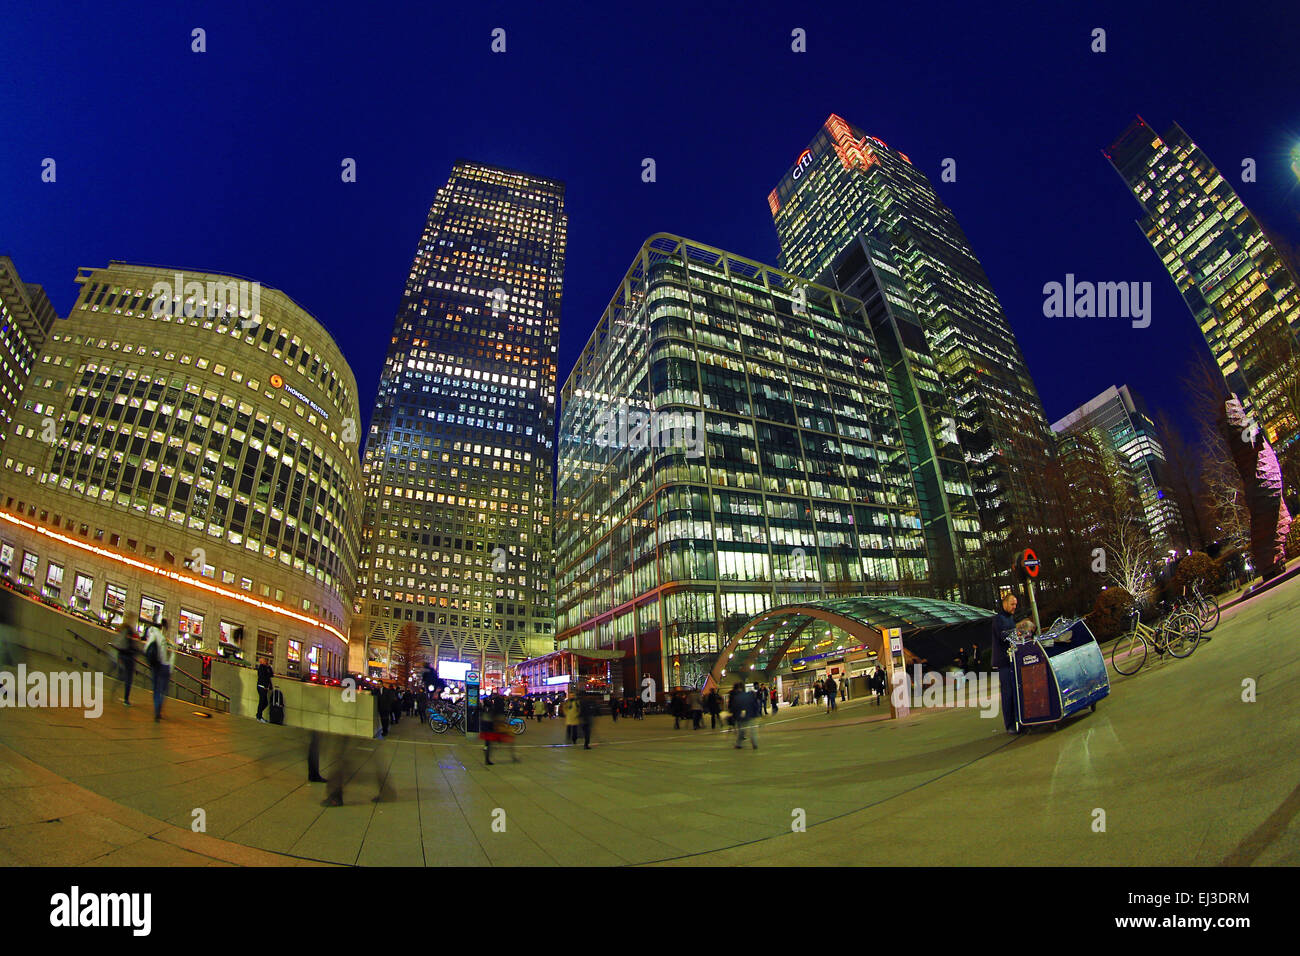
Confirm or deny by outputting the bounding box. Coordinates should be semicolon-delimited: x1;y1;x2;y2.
144;619;175;722
824;674;838;713
733;683;759;750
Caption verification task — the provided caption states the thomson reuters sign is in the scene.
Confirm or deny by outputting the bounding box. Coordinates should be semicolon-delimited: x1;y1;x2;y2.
270;374;329;420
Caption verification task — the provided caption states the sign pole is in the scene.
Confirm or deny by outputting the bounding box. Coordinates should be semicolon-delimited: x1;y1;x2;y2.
1026;578;1041;635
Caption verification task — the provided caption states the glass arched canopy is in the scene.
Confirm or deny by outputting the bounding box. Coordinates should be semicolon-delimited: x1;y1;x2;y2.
706;595;995;690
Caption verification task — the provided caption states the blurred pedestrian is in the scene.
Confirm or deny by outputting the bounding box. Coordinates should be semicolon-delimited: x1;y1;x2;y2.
733;683;759;750
481;695;515;765
688;688;703;730
707;688;721;728
114;614;140;706
378;685;394;737
579;694;595;749
563;693;581;744
143;618;175;722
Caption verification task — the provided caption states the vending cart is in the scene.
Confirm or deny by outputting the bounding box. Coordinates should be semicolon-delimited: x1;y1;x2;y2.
1007;617;1109;732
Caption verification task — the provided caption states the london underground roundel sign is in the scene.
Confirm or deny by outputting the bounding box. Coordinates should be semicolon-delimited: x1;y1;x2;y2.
1022;548;1040;578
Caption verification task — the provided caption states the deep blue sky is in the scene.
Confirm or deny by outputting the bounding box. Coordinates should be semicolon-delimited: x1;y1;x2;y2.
4;0;1298;443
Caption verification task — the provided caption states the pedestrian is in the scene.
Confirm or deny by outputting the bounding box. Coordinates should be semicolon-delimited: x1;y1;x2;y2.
824;674;838;712
579;694;595;749
707;688;721;728
481;695;515;765
307;730;327;782
841;677;847;702
114;614;139;706
992;592;1027;733
733;683;759;750
611;695;620;722
671;691;684;729
378;685;393;737
255;656;274;722
143;618;175;722
814;679;823;705
634;694;644;720
563;693;581;745
533;695;546;723
688;688;703;730
769;685;779;715
320;732;393;806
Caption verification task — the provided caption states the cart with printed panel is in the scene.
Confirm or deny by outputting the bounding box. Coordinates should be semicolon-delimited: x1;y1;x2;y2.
1007;617;1110;732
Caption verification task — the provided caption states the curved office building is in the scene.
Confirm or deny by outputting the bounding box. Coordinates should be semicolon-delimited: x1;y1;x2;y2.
0;262;362;678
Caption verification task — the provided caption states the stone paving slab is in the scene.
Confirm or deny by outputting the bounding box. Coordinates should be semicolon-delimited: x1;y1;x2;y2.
2;575;1299;866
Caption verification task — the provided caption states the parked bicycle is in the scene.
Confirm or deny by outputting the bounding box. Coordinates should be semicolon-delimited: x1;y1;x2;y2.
1182;581;1220;633
427;702;526;736
1110;605;1201;676
428;701;465;735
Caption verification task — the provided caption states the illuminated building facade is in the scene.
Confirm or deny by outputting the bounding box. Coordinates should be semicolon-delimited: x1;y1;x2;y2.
0;262;362;677
771;114;1060;575
0;257;57;454
1108;118;1300;453
556;235;929;695
356;161;565;679
1051;384;1186;551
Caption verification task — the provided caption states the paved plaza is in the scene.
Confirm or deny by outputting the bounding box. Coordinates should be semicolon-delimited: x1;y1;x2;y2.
2;575;1297;867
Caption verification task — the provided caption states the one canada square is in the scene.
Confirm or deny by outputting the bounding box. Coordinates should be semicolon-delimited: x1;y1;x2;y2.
356;162;566;680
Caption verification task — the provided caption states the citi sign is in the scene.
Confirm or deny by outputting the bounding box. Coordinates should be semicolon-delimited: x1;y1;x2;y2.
791;148;815;180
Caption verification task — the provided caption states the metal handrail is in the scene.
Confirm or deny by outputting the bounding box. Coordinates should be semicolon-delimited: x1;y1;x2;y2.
66;627;231;707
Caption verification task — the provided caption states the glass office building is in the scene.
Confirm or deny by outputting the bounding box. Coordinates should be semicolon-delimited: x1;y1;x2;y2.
356;161;565;679
1051;384;1186;551
556;235;929;694
1107;118;1300;454
770;115;1060;572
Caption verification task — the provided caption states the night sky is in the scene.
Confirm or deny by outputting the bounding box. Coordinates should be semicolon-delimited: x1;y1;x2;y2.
4;0;1298;444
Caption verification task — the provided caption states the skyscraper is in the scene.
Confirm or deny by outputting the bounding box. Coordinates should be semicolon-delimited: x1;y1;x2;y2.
556;235;929;695
770;114;1059;587
0;257;57;455
1;261;361;676
1051;384;1186;552
1107;118;1300;453
356;162;565;682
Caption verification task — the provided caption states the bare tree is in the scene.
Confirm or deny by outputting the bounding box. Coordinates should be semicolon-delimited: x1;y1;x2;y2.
1100;512;1157;597
391;623;424;687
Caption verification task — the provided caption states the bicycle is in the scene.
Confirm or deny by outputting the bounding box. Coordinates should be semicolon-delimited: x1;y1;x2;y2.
1187;582;1220;632
428;702;465;735
1110;606;1201;676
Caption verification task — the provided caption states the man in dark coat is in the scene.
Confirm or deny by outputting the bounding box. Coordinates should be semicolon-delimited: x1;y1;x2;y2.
992;592;1027;732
